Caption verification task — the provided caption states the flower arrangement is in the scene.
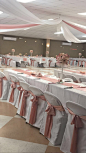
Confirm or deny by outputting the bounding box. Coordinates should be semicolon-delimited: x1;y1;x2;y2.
46;51;49;57
57;53;69;80
79;53;82;58
30;50;33;56
12;49;15;55
19;53;22;56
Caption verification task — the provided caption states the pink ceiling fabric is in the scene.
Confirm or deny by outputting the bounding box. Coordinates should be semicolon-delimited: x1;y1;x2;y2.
0;24;40;29
63;20;86;35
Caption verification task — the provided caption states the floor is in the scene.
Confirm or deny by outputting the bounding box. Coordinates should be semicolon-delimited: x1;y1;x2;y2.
0;101;63;153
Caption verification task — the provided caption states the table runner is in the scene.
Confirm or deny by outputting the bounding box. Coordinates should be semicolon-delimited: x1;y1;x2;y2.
13;69;58;83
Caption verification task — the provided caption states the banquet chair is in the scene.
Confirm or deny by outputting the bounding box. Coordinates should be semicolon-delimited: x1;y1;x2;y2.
21;61;26;68
10;60;16;67
7;74;19;106
15;77;26;108
65;75;78;83
0;71;10;100
79;77;86;83
30;58;38;67
17;81;31;119
60;101;86;153
40;91;67;146
26;86;47;128
63;78;73;82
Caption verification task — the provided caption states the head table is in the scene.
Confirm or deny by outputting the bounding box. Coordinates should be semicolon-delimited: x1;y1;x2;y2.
4;68;86;111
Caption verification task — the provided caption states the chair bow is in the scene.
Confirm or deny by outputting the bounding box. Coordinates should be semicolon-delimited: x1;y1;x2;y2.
29;95;46;125
44;102;65;138
9;82;18;103
20;90;30;116
17;86;23;106
68;108;86;153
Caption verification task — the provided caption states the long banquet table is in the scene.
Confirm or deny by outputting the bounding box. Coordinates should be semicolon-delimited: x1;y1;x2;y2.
4;69;86;110
54;68;86;82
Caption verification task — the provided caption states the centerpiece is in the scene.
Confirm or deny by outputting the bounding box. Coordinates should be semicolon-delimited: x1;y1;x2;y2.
30;50;33;56
11;49;15;56
57;53;69;82
79;53;82;58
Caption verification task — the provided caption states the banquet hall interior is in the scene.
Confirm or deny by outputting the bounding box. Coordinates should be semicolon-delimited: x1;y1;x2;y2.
1;0;86;153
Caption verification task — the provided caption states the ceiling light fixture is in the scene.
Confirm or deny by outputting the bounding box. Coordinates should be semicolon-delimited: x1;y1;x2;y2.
0;11;3;15
78;12;86;15
48;19;54;21
54;31;63;34
16;0;35;3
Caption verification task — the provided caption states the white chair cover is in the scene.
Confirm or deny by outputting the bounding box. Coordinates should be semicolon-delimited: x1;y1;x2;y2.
7;74;19;106
65;75;78;83
17;81;31;119
60;102;86;153
15;77;26;108
0;71;10;100
40;91;67;146
26;86;47;128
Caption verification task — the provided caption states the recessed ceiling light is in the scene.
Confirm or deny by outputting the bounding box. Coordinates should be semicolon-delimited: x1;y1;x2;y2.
78;12;86;15
16;0;35;3
48;19;54;21
25;41;26;42
54;31;63;34
0;11;3;15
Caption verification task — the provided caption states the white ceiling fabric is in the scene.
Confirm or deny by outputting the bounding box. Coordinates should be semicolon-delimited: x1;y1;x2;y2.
1;0;86;42
61;22;86;43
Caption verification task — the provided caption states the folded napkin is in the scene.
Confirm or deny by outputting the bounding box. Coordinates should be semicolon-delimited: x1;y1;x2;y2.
36;73;43;77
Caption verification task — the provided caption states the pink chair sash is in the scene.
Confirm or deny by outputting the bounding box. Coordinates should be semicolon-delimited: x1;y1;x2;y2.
29;95;46;125
68;108;86;153
20;90;30;116
49;60;52;67
9;82;19;103
5;58;7;65
44;102;65;138
0;77;7;98
30;59;35;66
9;59;12;66
17;86;23;107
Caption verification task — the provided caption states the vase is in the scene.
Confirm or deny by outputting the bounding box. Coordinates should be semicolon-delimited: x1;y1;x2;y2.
31;53;32;56
12;52;14;56
61;64;63;80
46;54;48;57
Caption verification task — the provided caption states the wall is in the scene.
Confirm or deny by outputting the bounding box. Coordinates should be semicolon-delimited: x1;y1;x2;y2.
49;40;85;58
0;34;85;58
0;35;46;56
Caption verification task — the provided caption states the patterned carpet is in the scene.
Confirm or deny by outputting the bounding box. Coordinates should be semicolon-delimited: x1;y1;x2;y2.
0;101;63;153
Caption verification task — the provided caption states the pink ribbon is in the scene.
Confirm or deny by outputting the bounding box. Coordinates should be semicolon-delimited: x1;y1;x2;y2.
20;90;30;116
17;86;23;107
0;77;7;98
68;108;86;153
44;102;65;138
29;95;46;125
49;60;52;67
9;82;19;103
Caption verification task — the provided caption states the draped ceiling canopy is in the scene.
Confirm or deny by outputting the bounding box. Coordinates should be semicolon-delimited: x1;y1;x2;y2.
0;0;86;43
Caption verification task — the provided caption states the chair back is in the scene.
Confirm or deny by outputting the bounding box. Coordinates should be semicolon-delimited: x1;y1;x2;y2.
79;77;86;83
44;91;62;106
63;78;73;82
19;81;30;91
65;75;78;83
66;101;86;116
0;71;6;78
9;74;19;82
18;77;26;82
30;86;44;96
